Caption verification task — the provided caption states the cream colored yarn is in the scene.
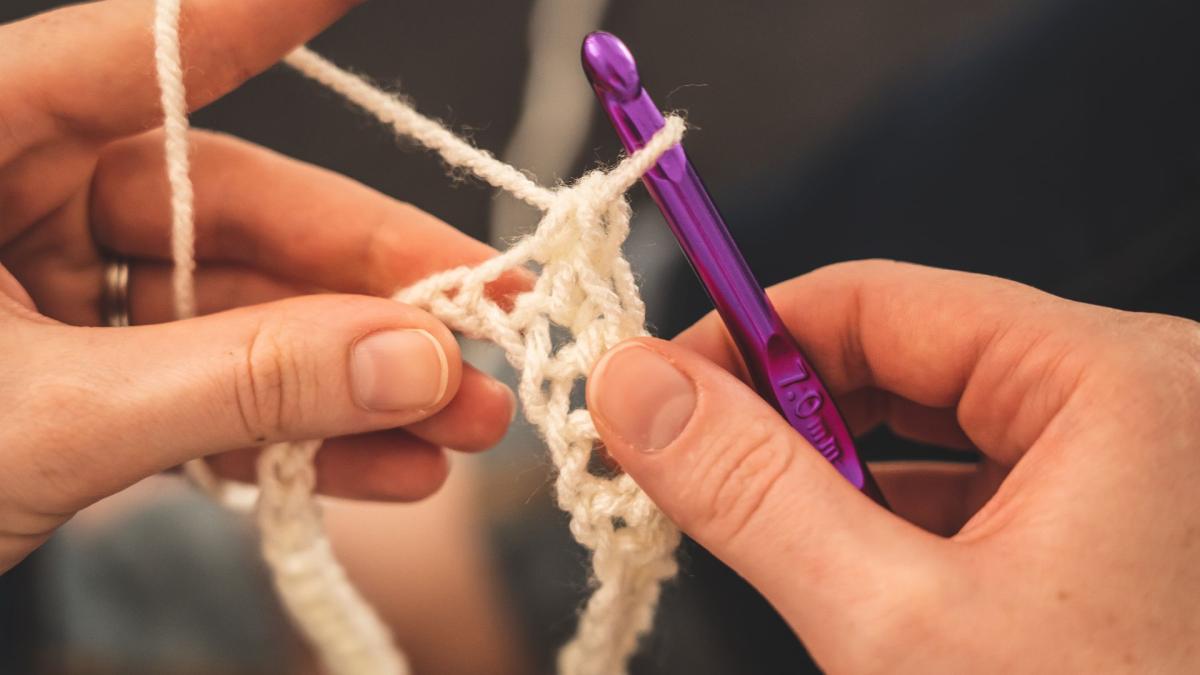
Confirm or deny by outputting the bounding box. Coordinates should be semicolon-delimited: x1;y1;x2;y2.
153;2;685;674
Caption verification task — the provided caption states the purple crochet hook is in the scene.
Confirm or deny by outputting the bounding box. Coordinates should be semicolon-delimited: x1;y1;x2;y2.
582;31;887;506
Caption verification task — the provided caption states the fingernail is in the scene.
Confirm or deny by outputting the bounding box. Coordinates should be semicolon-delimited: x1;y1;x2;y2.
591;343;696;451
351;329;448;412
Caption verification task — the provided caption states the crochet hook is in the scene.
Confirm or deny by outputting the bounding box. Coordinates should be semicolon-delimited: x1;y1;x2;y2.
581;31;888;507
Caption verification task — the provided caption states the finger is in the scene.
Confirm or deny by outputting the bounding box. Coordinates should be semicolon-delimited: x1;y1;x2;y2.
837;387;974;450
587;337;952;669
199;364;514;459
871;461;982;536
25;294;469;509
128;261;307;324
674;260;1104;464
206;429;449;502
5;0;359;141
129;262;517;451
91;130;531;299
404;365;516;453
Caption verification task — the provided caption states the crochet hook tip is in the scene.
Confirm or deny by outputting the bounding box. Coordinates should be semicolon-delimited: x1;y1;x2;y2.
582;31;641;101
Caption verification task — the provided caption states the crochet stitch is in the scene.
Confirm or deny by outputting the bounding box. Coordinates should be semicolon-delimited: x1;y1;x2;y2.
153;1;686;674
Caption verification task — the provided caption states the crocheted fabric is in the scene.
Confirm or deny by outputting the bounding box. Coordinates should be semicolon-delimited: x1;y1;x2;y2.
153;2;685;673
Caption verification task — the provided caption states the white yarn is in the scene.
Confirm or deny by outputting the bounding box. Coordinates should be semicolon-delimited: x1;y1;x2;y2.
154;3;685;672
152;0;195;320
256;440;408;675
154;7;409;675
283;48;557;214
389;137;686;675
286;46;686;673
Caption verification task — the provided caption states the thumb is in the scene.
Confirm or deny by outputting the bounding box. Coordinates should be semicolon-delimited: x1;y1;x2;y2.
587;338;948;665
44;293;459;500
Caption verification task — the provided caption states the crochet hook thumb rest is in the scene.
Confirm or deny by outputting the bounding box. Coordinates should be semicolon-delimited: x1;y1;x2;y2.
582;31;888;507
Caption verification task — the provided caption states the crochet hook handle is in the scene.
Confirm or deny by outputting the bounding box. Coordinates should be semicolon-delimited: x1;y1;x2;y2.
582;32;887;506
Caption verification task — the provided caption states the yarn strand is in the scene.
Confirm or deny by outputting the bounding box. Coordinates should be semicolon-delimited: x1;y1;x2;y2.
285;47;557;212
152;0;196;320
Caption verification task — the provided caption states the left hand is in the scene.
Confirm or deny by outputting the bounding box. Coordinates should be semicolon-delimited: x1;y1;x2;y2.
0;0;520;570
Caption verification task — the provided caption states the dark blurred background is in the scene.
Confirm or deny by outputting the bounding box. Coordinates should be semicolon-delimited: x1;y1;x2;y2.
3;0;1199;673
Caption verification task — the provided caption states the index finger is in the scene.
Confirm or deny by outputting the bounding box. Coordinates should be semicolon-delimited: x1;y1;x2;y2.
673;260;1105;462
3;0;358;140
91;130;532;301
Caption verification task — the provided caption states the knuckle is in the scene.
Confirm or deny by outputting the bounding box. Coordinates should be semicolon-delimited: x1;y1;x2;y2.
1090;311;1200;389
815;258;901;278
232;319;311;441
684;415;795;544
810;258;926;291
1130;312;1200;355
1125;313;1200;411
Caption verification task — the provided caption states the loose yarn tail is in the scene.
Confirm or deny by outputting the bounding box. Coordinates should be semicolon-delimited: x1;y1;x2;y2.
153;4;409;674
257;441;409;675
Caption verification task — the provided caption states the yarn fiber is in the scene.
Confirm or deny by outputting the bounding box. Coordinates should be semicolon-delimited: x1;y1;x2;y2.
153;3;685;674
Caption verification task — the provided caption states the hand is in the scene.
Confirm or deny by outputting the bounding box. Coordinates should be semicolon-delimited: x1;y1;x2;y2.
588;260;1200;673
0;0;519;571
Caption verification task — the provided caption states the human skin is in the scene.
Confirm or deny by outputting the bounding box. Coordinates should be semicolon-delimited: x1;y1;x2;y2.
589;260;1200;673
0;0;522;572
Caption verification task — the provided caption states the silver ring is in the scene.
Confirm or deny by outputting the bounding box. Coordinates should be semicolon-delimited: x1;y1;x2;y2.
100;258;130;327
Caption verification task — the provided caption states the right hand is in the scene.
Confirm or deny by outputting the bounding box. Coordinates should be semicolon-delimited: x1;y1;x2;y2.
588;260;1200;673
